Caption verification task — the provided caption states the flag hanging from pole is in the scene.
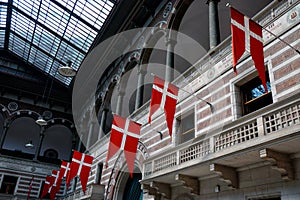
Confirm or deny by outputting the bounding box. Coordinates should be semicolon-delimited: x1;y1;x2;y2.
41;170;58;199
57;160;71;187
230;7;268;92
50;165;66;200
148;76;179;137
66;151;93;193
106;114;141;177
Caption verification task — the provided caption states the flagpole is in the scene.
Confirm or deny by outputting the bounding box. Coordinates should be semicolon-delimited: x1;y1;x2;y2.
226;3;300;55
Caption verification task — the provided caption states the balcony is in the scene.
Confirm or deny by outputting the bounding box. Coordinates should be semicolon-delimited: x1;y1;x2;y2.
142;93;300;189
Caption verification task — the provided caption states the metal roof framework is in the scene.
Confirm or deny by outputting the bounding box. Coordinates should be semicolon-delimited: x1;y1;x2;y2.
0;0;115;86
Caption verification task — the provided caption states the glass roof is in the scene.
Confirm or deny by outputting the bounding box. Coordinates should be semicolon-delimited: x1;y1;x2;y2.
0;0;115;85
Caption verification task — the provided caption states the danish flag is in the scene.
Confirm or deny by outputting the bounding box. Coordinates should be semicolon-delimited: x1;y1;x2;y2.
66;151;93;193
148;76;179;137
49;161;71;199
106;114;141;177
230;7;267;92
49;170;61;200
41;170;58;199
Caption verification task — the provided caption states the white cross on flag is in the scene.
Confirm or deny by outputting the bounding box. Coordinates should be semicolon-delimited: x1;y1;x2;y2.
41;170;58;199
231;7;267;92
148;76;179;137
50;161;71;199
106;114;141;177
66;151;93;193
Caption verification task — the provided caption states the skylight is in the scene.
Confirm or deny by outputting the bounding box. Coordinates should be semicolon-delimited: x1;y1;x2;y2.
0;0;115;85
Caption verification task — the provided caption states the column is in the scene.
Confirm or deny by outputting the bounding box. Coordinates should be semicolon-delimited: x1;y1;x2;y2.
33;126;45;161
86;121;94;149
0;119;9;150
135;66;146;110
165;37;177;82
207;0;220;49
98;108;108;139
115;85;125;115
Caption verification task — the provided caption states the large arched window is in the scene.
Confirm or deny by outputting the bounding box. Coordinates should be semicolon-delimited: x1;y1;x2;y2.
40;124;73;161
3;117;40;155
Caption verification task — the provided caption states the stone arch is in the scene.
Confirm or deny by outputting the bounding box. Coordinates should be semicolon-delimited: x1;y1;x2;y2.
167;0;194;32
0;104;10;119
2;114;40;156
105;141;149;200
40;118;75;161
140;21;167;66
0;105;10;143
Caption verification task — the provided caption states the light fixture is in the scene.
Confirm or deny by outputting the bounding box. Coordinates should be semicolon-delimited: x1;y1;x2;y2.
58;60;76;77
36;116;47;126
25;141;34;149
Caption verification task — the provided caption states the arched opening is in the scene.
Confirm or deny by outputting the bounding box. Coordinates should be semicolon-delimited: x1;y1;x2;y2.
2;117;40;158
40;124;73;161
122;173;143;200
114;166;143;200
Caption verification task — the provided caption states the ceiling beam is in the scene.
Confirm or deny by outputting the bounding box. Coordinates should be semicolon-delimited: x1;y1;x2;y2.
48;0;99;32
4;0;13;50
9;31;65;68
11;6;86;55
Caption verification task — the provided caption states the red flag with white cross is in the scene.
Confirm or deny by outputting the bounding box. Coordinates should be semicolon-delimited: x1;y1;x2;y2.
49;161;71;199
41;170;58;199
230;7;267;92
148;76;179;137
66;151;93;193
106;114;141;177
49;170;61;199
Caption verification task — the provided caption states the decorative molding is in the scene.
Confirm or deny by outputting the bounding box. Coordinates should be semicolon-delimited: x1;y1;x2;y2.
142;184;162;200
163;2;173;18
175;174;200;195
210;163;238;189
260;148;294;180
150;181;171;199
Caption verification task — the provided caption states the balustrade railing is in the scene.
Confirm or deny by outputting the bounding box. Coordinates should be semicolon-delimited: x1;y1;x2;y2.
144;96;300;178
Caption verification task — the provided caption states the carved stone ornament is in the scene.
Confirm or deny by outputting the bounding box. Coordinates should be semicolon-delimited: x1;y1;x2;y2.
163;2;173;18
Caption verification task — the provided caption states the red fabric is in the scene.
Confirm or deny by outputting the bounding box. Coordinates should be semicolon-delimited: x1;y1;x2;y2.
106;114;141;177
231;7;245;73
27;176;34;200
49;161;71;198
41;176;52;199
41;171;57;199
148;76;179;137
49;170;60;200
66;151;93;193
231;7;267;91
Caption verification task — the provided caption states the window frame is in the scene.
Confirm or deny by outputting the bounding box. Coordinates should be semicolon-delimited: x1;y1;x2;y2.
230;59;275;119
176;110;195;145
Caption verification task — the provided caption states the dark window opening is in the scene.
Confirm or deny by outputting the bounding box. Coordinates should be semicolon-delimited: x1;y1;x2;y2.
240;74;272;115
122;173;143;200
96;163;103;185
178;112;195;144
0;175;18;195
